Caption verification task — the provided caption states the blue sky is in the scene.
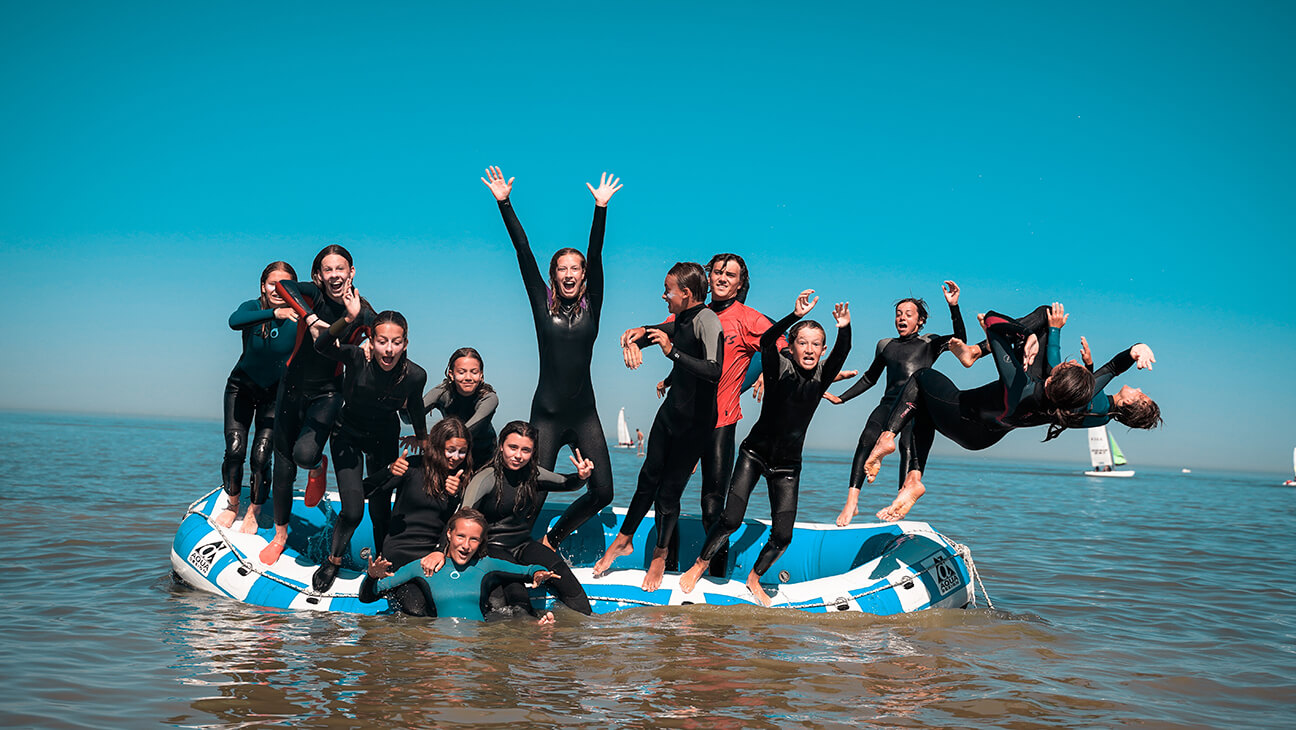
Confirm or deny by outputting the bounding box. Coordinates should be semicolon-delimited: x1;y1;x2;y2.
3;2;1293;473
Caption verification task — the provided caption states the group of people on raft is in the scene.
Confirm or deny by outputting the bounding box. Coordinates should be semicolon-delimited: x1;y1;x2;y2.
216;167;1163;620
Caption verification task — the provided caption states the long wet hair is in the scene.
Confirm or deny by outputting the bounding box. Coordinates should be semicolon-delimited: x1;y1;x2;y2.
1113;396;1163;430
257;260;297;338
547;248;588;315
444;508;491;561
668;261;709;302
489;420;541;519
705;252;750;303
370;310;411;387
1041;364;1097;441
894;297;929;332
438;347;496;397
421;417;473;501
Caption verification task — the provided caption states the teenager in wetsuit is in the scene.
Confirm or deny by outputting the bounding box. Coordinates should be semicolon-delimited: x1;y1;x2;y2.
361;509;557;624
620;253;787;577
593;262;724;592
458;421;595;615
311;299;427;592
828;282;967;526
216;261;299;533
862;307;1095;521
422;347;499;468
679;290;851;606
482;166;622;552
261;245;375;565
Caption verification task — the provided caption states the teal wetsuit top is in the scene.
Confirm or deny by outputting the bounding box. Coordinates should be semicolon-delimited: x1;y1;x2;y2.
1079;347;1138;427
228;299;297;388
375;555;546;620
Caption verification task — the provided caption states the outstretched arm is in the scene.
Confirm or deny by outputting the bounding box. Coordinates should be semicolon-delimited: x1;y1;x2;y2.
943;280;968;342
583;172;620;313
484;167;548;317
820;302;852;384
835;346;885;404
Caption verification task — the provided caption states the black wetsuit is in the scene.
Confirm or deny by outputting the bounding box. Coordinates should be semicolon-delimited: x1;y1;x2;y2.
223;299;296;505
497;198;614;548
422;382;499;468
365;455;461;567
269;280;373;528
461;464;593;614
697;313;850;577
1079;347;1140;426
316;317;427;558
619;303;724;560
836;302;965;492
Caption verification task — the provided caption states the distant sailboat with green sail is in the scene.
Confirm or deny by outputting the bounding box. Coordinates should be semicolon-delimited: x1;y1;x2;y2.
1084;425;1135;478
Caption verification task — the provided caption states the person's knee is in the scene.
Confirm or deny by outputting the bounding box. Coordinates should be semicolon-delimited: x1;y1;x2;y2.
249;431;274;470
224;430;247;461
337;500;363;527
292;440;322;469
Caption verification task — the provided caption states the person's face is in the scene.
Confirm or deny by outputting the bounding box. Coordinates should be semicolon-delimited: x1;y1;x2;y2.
662;274;693;314
708;260;742;303
553;253;585;300
263;270;293;307
314;254;354;302
371;322;407;372
1114;384;1148;407
790;326;826;369
501;433;535;470
895;302;922;336
447;519;484;566
450;356;483;397
443;437;469;477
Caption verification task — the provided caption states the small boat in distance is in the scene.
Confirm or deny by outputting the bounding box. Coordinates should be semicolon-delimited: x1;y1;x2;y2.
1283;447;1296;486
1084;426;1135;478
614;407;634;449
1181;468;1192;474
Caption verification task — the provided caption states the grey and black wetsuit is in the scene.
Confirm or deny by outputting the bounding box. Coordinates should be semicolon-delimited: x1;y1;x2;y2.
423;382;499;468
223;299;296;505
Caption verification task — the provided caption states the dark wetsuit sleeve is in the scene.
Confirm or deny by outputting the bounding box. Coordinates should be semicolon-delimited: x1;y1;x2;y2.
761;312;800;383
229;299;275;331
836;343;885;403
633;319;676;346
926;303;968;358
586;205;607;312
274;280;318;320
537;466;587;494
1093;346;1138;392
821;323;851;384
984;313;1032;414
462;390;499;432
669;310;723;382
314;318;364;365
404;368;429;440
375;559;424;593
422;382;448;415
461;471;494;511
498;199;549;318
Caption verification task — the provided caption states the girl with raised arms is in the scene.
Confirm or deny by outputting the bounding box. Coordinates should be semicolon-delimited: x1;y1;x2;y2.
422;347;499;469
215;261;299;532
679;289;851;606
482;166;622;552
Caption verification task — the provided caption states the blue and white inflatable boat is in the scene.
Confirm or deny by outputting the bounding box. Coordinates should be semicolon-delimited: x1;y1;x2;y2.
172;487;986;616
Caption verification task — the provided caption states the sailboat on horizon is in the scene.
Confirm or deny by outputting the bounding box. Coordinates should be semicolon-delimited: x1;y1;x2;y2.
1283;447;1295;486
614;407;634;449
1084;425;1135;478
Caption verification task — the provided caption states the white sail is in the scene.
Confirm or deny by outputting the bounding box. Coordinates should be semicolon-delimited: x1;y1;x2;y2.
616;407;632;447
1088;426;1112;469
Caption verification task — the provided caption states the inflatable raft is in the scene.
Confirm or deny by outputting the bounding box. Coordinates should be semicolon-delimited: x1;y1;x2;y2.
172;487;986;616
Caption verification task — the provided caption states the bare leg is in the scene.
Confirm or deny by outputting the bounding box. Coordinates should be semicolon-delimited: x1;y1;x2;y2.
746;571;772;607
679;558;709;594
835;487;860;526
948;337;982;368
238;503;263;534
877;470;926;522
258;525;288;565
642;546;669;592
214;495;239;528
593;533;635;577
863;431;897;482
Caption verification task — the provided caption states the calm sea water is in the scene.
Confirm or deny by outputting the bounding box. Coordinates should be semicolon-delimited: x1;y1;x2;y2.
0;411;1291;728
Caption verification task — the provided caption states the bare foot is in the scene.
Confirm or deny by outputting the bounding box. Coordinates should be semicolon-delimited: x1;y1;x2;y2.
537;611;555;626
876;473;925;522
641;547;669;592
864;432;896;483
214;496;238;528
238;504;262;535
746;572;773;607
678;559;709;594
593;534;634;577
258;535;287;566
835;492;859;526
948;337;981;368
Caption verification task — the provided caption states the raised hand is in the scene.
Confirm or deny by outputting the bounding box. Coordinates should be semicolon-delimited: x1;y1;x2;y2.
586;171;623;207
342;286;363;323
1047;301;1068;329
390;447;410;477
794;289;819;317
833;301;850;328
570;449;594;479
1131;343;1155;370
366;554;394;579
942;280;960;306
445;469;465;496
481;166;514;201
1080;336;1093;368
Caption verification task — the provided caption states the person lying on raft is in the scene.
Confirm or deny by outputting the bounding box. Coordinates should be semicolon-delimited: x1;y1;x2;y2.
361;509;557;624
826;282;967;527
310;299;428;592
261;245;375;566
620;253;787;577
593;262;723;592
421;347;499;469
453;421;595;615
677;290;850;605
483;166;622;554
862;307;1096;522
216;261;299;532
